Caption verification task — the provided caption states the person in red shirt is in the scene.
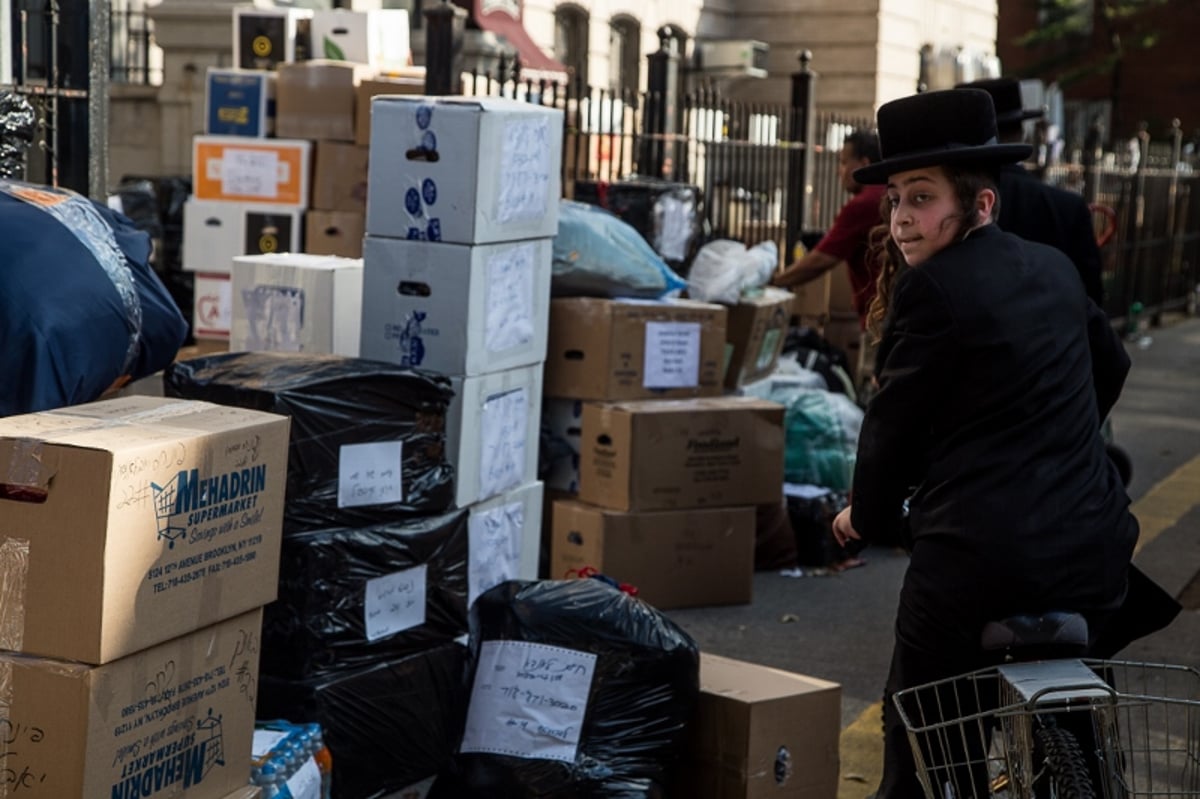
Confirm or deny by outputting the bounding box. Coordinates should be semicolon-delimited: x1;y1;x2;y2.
773;128;886;329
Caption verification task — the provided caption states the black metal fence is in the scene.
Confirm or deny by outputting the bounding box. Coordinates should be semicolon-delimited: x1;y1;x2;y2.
110;3;160;85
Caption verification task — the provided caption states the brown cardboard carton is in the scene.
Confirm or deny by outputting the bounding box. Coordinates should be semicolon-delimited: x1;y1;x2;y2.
829;261;857;313
223;789;264;799
724;287;793;389
544;298;728;400
311;140;370;213
275;60;369;142
0;396;288;664
675;653;841;799
578;397;785;512
788;271;830;319
0;609;263;799
550;499;754;609
306;209;365;258
355;75;425;146
823;311;863;367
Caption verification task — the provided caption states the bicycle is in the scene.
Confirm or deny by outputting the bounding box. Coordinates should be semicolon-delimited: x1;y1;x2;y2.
893;611;1200;798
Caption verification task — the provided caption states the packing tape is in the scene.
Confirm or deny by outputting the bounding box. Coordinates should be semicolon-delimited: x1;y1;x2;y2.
0;538;28;653
4;439;45;489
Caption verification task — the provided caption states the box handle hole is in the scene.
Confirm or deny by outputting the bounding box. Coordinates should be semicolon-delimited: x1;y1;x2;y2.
398;281;431;297
406;148;440;163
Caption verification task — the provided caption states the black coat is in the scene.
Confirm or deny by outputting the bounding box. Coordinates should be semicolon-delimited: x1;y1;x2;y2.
851;225;1137;645
998;163;1105;304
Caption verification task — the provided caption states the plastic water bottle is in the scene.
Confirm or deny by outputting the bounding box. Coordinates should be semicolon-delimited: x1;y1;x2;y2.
308;723;334;799
260;762;281;799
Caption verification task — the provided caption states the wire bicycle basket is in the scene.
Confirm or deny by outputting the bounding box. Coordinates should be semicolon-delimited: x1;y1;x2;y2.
893;659;1200;798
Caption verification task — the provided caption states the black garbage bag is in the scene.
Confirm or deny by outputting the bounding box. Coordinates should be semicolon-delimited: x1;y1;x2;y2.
456;578;700;798
257;642;470;799
786;489;851;568
164;352;456;530
262;508;469;680
0;180;188;416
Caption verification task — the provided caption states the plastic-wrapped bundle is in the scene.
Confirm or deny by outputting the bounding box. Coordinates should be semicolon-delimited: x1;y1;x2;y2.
164;352;455;530
262;508;469;680
573;179;704;272
457;578;700;797
257;642;469;799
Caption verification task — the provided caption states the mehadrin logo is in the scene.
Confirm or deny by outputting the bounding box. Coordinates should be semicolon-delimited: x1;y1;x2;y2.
150;465;268;548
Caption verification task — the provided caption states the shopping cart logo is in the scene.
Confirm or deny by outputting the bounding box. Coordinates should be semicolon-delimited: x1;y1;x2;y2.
150;466;269;549
110;711;225;798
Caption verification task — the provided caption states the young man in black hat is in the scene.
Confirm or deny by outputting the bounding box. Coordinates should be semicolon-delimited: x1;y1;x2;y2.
957;77;1105;304
830;88;1177;799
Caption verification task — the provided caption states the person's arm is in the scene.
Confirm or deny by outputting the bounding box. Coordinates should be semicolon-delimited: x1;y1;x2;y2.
1065;197;1106;305
1086;299;1130;421
771;248;842;288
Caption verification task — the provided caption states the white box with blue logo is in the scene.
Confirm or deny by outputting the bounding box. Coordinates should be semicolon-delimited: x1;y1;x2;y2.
358;235;551;376
205;67;275;138
0;608;262;799
446;364;542;508
0;395;289;664
366;96;563;245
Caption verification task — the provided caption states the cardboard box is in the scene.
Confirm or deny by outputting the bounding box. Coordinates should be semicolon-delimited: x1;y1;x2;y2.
0;396;288;664
192;135;311;207
223;789;264;799
275;61;370;143
306;209;365;258
724;287;793;389
540;397;583;493
359;236;552;376
311;140;370;212
551;500;754;609
205;68;275;138
367;96;563;244
578;397;785;512
676;653;841;799
823;311;863;365
447;365;542;508
789;271;830;319
829;261;856;314
311;9;411;70
0;609;263;799
193;272;233;340
232;6;312;70
230;252;364;356
183;199;304;273
355;75;425;146
544;298;728;400
467;481;543;606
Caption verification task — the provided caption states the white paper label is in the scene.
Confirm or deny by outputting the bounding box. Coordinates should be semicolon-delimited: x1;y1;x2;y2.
479;387;528;498
251;728;289;758
220;149;279;198
338;441;404;508
468;501;524;606
460;640;596;762
485;244;536;353
364;565;427;642
497;117;552;224
286;756;323;799
655;195;691;261
644;321;701;388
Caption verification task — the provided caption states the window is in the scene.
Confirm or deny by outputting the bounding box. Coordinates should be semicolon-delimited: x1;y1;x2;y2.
609;15;640;96
554;4;589;86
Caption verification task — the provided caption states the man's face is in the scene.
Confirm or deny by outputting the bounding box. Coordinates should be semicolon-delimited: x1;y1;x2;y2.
838;144;868;195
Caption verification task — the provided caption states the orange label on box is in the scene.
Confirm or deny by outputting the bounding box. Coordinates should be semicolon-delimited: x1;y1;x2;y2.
193;138;309;205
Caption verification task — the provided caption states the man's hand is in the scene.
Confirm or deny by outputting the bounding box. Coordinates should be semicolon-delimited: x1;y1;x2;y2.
832;505;862;549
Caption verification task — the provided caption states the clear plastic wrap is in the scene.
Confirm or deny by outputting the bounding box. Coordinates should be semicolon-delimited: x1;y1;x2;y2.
256;642;470;799
164;352;455;530
457;578;700;797
0;92;35;179
262;508;469;680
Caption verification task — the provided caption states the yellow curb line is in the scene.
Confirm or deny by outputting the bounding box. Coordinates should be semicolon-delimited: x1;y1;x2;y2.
1131;453;1200;554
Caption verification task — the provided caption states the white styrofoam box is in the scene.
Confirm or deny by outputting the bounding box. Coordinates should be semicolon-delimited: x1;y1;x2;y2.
193;272;232;340
182;199;304;274
541;397;583;493
230;253;364;356
232;6;312;70
311;9;410;70
448;364;543;508
367;96;564;244
359;235;551;375
467;481;544;606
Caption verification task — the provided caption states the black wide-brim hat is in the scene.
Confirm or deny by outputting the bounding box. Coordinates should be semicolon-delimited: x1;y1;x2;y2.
956;77;1044;125
853;89;1033;185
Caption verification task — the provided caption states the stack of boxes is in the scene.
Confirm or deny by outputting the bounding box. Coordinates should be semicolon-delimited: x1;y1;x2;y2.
186;6;421;343
787;262;865;378
542;297;787;610
0;395;289;798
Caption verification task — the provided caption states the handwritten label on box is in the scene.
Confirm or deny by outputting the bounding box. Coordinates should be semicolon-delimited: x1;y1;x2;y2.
486;244;536;353
497;117;551;224
338;441;404;508
252;729;289;758
286;756;323;799
221;149;280;199
479;387;528;498
644;321;701;388
460;640;596;762
468;500;524;605
364;564;427;641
